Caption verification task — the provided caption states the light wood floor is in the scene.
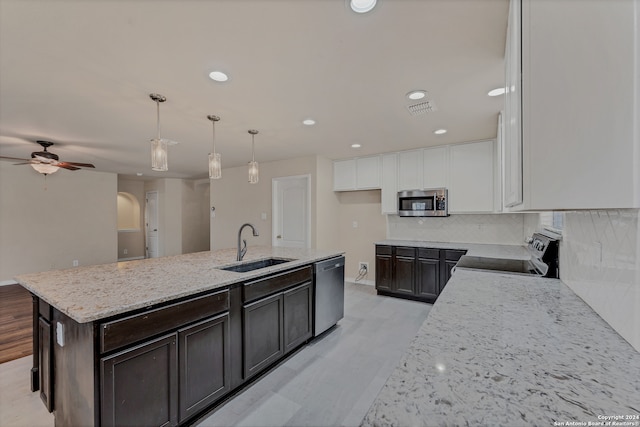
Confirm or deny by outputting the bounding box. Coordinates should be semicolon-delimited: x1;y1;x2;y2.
0;283;432;427
0;284;32;364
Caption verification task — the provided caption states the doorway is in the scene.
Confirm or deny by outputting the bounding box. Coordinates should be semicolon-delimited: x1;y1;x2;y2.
272;175;311;248
145;191;159;258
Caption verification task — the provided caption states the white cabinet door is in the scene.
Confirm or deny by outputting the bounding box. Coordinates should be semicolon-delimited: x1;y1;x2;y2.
397;150;423;191
503;0;523;208
355;156;381;189
422;146;448;190
449;141;495;213
333;159;356;191
381;153;398;214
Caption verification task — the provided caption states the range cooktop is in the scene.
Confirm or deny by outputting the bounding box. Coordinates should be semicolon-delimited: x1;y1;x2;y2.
454;256;542;276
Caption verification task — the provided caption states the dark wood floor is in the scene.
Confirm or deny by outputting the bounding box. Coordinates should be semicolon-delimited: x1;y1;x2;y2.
0;284;33;364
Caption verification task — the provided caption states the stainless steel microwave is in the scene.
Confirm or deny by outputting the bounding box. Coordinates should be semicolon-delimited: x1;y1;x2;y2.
398;188;449;217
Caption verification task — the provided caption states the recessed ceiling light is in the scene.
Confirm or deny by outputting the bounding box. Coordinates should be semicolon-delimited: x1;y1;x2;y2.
351;144;362;148
350;0;377;13
434;129;447;135
209;71;229;82
303;119;316;126
407;90;427;100
488;87;505;97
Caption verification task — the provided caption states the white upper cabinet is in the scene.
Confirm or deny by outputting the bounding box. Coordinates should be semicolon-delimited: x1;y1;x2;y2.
449;141;495;213
505;0;640;210
422;146;448;190
333;159;357;191
381;153;398;214
333;156;381;191
397;150;423;191
355;156;381;189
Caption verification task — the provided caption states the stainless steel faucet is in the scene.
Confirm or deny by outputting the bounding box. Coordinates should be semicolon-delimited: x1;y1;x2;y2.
237;223;259;261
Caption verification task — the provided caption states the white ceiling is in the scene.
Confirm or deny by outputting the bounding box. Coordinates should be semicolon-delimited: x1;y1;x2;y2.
0;0;508;179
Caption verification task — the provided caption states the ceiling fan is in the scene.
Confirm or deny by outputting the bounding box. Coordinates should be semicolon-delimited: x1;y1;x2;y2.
0;140;95;175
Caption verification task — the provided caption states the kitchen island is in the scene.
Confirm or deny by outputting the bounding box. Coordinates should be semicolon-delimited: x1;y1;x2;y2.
16;246;344;427
362;269;640;426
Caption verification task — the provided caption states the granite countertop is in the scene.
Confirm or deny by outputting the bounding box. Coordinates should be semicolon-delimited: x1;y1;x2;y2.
361;269;640;426
16;246;343;324
376;239;531;260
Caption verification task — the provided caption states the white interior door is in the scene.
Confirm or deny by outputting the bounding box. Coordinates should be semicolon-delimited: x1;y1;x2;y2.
145;191;159;258
272;176;310;248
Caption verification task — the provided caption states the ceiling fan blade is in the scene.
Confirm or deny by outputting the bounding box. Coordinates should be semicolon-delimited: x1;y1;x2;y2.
12;162;35;165
61;161;95;168
0;155;31;162
56;163;81;171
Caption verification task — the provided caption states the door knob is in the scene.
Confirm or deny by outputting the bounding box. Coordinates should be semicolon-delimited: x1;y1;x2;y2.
277;235;282;239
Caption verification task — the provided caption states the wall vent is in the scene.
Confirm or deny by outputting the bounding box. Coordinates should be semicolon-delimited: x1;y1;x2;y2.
407;101;437;116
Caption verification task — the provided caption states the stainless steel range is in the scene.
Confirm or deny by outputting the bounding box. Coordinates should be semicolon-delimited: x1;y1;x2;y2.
455;232;560;278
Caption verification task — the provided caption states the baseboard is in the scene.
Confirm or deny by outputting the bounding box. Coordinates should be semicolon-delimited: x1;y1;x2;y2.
117;256;145;262
345;277;375;286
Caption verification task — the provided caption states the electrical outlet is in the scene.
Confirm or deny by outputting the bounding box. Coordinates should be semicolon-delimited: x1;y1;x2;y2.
358;262;369;273
123;249;128;255
72;260;79;267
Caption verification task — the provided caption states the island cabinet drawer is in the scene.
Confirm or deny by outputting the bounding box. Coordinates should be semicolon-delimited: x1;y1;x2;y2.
100;290;229;354
418;248;440;259
243;266;313;303
376;245;392;256
395;247;416;258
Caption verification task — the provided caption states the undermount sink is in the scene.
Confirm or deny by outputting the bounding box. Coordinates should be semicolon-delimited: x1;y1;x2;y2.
219;258;295;273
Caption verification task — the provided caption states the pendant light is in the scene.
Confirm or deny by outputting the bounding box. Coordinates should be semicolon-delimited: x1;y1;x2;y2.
247;129;259;184
149;93;168;172
207;115;222;179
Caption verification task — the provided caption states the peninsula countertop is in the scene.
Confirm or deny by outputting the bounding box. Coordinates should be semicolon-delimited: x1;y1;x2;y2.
16;247;343;323
361;269;640;426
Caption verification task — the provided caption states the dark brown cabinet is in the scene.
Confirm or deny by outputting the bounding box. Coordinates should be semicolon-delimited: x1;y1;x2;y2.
38;317;53;412
101;334;179;427
243;279;313;379
375;245;467;303
178;313;230;422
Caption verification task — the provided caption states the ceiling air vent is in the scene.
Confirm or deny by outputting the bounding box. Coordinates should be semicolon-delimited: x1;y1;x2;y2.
407;101;437;116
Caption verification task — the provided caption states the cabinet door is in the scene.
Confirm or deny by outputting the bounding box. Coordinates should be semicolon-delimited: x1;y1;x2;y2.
243;293;283;379
416;258;440;301
375;254;393;291
381;153;398;214
397;150;423;191
333;159;356;191
38;317;53;413
101;333;178;427
178;314;230;423
356;156;381;189
422;146;448;189
283;282;313;353
449;141;495;213
393;255;415;295
503;0;523;208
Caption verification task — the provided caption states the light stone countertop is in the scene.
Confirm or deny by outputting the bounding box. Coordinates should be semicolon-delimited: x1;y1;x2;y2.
376;240;531;260
361;269;640;426
16;246;343;323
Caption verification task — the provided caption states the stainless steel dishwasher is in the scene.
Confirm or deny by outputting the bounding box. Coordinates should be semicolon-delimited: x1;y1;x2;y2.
313;256;345;336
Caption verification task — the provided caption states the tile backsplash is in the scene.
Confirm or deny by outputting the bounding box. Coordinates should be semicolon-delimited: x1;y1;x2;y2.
561;209;639;352
387;213;534;245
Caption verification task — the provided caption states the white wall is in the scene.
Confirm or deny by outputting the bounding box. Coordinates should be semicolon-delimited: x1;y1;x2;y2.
560;209;640;351
182;179;210;254
0;162;117;281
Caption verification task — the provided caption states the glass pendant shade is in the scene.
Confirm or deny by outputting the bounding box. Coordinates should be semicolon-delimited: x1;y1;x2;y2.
208;115;222;179
247;130;259;184
209;152;222;179
151;138;168;171
31;163;59;175
149;93;168;172
248;160;259;184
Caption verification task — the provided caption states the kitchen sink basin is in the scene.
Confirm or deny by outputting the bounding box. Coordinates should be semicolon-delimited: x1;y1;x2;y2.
219;258;295;273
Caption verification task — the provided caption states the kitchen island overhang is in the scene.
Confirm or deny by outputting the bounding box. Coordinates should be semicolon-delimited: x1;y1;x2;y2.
17;246;345;427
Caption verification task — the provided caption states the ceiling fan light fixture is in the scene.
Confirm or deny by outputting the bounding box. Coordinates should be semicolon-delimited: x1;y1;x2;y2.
248;130;259;184
31;163;59;175
149;93;169;172
207;115;222;179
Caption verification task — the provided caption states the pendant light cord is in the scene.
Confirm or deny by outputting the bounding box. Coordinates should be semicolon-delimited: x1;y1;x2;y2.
251;134;255;162
212;120;216;153
156;100;161;140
